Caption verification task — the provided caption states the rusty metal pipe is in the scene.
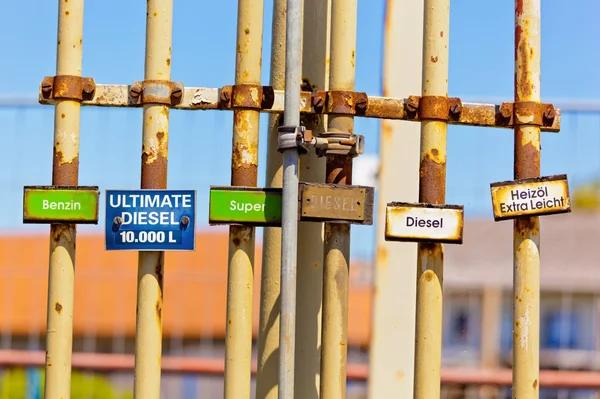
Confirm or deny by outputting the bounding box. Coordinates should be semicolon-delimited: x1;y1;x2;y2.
513;0;542;397
256;0;286;397
413;0;449;397
319;1;357;398
224;0;264;398
133;1;173;398
44;1;84;398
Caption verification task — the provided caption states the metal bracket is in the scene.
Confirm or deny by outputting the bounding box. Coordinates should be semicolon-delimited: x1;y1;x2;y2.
500;101;556;127
129;80;184;106
405;95;463;121
299;131;364;157
313;90;369;115
277;125;308;153
39;76;96;102
219;84;265;110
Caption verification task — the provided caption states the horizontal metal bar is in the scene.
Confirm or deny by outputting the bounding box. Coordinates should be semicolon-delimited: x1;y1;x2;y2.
38;84;561;131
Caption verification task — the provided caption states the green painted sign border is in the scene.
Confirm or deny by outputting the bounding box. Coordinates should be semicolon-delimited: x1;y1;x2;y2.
23;185;100;224
209;186;283;227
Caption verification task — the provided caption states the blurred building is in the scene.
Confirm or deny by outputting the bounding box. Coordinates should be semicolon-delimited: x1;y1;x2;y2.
0;211;598;398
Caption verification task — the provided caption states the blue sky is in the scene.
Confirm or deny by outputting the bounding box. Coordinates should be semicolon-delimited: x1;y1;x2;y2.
1;0;600;260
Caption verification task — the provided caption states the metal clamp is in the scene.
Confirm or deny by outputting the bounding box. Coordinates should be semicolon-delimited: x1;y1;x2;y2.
500;101;556;127
39;75;96;102
129;80;184;106
218;85;280;110
405;95;463;121
277;125;308;153
313;90;369;115
312;132;365;157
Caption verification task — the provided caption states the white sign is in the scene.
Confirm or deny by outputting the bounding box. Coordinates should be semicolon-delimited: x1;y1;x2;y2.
490;174;571;221
384;202;464;244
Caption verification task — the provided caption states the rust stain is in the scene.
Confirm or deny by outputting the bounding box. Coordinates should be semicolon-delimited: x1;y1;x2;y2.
244;28;250;34
52;153;79;186
431;56;438;63
326;155;353;185
514;133;540;179
166;58;171;66
55;302;62;314
516;0;524;15
141;153;167;189
65;10;69;16
424;270;434;282
230;226;253;249
533;379;538;389
440;31;444;37
155;262;163;288
376;246;388;264
155;300;162;321
419;156;446;204
61;113;65;119
515;217;539;237
51;224;74;245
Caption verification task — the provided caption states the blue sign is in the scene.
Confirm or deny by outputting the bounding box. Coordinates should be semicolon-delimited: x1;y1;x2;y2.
105;189;196;251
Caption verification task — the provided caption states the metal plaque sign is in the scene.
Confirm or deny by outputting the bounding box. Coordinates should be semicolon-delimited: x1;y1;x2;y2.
208;183;375;226
209;186;283;227
299;183;374;225
23;186;100;224
490;174;571;221
105;189;196;251
385;202;464;244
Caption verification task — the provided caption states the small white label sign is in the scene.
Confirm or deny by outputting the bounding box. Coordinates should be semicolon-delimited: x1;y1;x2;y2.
385;203;464;244
490;174;571;221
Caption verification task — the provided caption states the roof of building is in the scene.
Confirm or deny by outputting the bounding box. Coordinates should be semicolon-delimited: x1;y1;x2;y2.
0;229;372;346
444;211;600;292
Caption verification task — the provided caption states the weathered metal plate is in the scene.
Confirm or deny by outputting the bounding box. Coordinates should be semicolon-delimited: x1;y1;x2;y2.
105;189;196;251
490;174;571;221
209;186;283;227
299;183;374;225
385;202;464;244
23;186;100;224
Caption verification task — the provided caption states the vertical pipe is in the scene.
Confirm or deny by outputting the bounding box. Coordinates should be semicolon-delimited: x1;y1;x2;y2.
413;0;449;397
278;0;303;396
256;0;287;397
224;0;264;398
368;0;423;397
320;1;357;398
295;1;330;398
513;0;541;397
44;1;84;398
133;1;173;398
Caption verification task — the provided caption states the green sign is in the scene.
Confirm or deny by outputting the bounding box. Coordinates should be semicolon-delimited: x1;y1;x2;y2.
23;186;100;224
209;186;282;226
